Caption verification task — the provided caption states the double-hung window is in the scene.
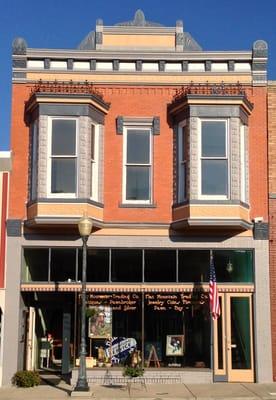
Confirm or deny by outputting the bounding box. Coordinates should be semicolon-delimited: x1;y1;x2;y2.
90;124;99;201
178;122;188;202
200;120;228;198
49;118;77;196
124;127;152;203
240;124;247;203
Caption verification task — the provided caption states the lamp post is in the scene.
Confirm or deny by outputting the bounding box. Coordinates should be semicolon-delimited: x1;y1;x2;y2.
74;216;93;392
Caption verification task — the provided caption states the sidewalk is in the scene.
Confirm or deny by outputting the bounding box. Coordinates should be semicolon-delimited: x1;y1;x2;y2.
1;379;276;400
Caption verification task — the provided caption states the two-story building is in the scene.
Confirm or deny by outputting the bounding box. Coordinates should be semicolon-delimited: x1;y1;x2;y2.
4;10;272;385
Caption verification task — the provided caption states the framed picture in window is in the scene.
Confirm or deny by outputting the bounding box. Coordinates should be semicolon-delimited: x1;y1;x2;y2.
166;335;184;356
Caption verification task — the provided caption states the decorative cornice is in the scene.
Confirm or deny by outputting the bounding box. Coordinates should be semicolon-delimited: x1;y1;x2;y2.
115;9;163;27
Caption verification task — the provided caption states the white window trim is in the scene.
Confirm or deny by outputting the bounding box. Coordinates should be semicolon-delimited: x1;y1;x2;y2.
90;123;99;202
198;118;229;200
178;120;187;202
122;125;153;204
47;116;78;198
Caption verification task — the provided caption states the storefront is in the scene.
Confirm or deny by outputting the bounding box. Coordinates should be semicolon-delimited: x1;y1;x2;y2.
20;246;255;382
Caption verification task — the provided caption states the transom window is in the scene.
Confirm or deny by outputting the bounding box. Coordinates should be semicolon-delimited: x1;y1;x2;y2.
200;120;228;197
123;128;152;203
48;118;77;196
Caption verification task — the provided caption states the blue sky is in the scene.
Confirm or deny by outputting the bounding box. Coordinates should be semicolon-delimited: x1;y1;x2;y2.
1;0;276;150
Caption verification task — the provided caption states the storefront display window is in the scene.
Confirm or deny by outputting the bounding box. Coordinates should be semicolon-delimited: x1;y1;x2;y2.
111;249;142;282
50;248;76;282
144;250;176;282
79;249;109;282
22;248;49;282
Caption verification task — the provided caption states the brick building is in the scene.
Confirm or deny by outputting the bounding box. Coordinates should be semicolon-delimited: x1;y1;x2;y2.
268;82;276;381
4;10;272;385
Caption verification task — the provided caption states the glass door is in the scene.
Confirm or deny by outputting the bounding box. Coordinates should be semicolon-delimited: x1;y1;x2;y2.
214;293;254;382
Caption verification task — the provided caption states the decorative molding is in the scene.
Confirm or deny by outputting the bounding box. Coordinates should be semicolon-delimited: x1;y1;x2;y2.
115;9;163;27
44;58;50;69
153;116;160;135
252;62;267;71
90;59;96;70
95;32;103;45
119;203;157;208
12;37;27;55
7;219;22;237
67;58;74;70
205;60;212;71
253;222;269;240
136;60;142;71
253;40;268;58
176;32;184;46
78;31;96;50
113;59;119;71
116;116;124;134
159;60;165;72
182;61;188;71
116;116;160;135
12;59;27;68
228;60;235;71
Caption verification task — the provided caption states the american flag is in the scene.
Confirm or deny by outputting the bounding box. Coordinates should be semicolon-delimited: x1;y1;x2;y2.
209;251;220;320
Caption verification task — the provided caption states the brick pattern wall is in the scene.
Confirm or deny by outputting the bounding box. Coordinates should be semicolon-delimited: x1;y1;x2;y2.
9;84;268;224
268;84;276;380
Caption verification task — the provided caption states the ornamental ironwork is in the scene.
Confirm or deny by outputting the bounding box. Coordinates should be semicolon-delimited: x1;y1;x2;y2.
30;79;105;102
173;81;251;103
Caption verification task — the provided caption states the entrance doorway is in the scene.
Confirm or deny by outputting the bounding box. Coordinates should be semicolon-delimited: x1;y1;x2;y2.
214;293;254;382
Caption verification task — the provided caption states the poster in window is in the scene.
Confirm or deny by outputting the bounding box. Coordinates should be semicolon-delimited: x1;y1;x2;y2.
166;335;184;356
88;306;112;338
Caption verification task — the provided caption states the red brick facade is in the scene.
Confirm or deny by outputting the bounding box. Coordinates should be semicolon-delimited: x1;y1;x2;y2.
268;84;276;380
9;84;268;224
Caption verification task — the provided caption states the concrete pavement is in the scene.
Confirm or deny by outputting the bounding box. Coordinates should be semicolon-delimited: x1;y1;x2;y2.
1;378;276;400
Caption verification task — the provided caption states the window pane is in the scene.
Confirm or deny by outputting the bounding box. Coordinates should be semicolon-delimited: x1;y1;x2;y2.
50;249;76;282
127;130;150;164
213;250;253;283
22;248;49;282
182;126;187;161
91;125;95;161
51;158;76;193
126;166;150;200
78;249;109;282
202;121;226;157
52;120;76;155
178;250;210;282
111;249;142;282
144;250;176;282
202;160;228;195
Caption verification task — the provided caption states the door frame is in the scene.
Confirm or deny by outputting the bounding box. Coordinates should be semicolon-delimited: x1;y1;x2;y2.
25;306;36;371
213;292;254;382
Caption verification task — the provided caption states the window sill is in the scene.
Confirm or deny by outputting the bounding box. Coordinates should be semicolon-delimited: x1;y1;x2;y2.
119;203;157;208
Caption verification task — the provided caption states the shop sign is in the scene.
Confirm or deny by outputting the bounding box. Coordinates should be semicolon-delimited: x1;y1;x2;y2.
87;293;139;311
145;292;208;312
105;337;137;364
